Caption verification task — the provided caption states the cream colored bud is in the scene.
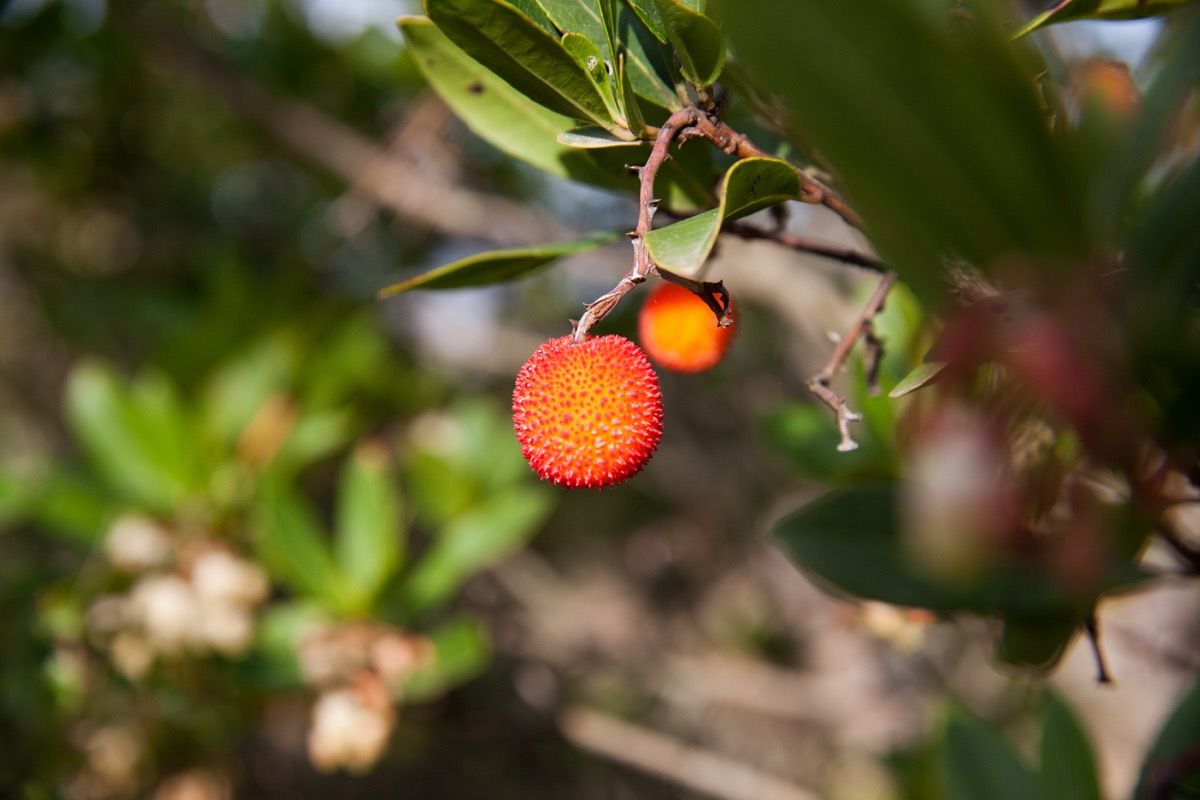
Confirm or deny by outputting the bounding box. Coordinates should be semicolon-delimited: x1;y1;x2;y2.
153;769;231;800
110;632;155;680
190;549;269;608
105;515;173;573
198;602;256;656
307;688;395;774
130;575;202;654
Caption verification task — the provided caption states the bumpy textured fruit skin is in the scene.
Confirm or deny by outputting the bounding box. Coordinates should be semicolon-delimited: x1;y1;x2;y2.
638;283;735;373
512;335;663;489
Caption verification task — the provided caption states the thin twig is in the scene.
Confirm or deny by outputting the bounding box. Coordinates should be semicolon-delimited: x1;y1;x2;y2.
558;704;821;800
1084;614;1113;685
807;272;897;451
574;106;699;341
720;221;886;274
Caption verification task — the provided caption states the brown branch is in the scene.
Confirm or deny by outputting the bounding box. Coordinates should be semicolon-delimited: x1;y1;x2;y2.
807;272;897;451
558;704;821;800
720;221;887;274
574;106;700;341
1084;615;1113;685
685;114;863;230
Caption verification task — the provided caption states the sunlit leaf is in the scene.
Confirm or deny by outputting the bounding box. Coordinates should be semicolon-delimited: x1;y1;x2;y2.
557;125;643;147
424;0;615;128
644;157;800;277
378;232;620;297
890;361;948;398
1014;0;1191;37
255;481;342;610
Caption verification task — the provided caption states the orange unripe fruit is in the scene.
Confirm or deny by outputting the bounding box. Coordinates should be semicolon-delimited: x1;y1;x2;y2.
512;335;662;489
638;282;735;373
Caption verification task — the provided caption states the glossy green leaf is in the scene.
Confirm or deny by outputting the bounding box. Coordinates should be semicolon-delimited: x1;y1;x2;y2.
618;4;681;111
335;447;403;613
561;32;626;126
1132;679;1200;800
255;481;342;609
1039;692;1102;800
890;361;948;399
617;52;647;133
511;0;558;32
772;486;1146;615
535;0;612;61
403;486;553;614
402;16;619;185
65;363;190;511
557;125;643;147
1014;0;1191;37
403;17;705;198
423;0;614;127
644;157;800;277
651;0;724;86
942;713;1046;800
624;0;667;39
995;615;1077;672
722;0;1087;305
378;232;619;297
403;617;490;701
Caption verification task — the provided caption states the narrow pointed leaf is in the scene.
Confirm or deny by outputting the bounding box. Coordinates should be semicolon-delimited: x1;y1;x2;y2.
557;125;642;147
644;157;800;277
424;0;613;126
618;52;647;134
255;481;342;609
402;18;699;196
618;5;681;111
624;0;667;40
1014;0;1191;37
889;361;948;398
335;446;403;613
651;0;725;86
378;232;620;297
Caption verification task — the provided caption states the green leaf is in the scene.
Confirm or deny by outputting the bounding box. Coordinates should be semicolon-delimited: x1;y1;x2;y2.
941;713;1046;800
26;470;113;543
561;31;626;127
557;125;643;148
403;486;553;614
335;446;403;614
403;617;490;701
624;0;667;40
535;0;613;61
200;335;298;445
651;0;724;86
722;0;1087;306
378;232;619;297
771;486;1145;615
1039;692;1102;800
890;361;948;399
271;409;355;476
1133;679;1200;800
617;52;647;134
511;0;558;33
618;4;681;111
255;481;342;610
995;615;1077;672
402;17;645;188
424;0;614;127
1014;0;1191;37
65;363;190;511
644;157;800;277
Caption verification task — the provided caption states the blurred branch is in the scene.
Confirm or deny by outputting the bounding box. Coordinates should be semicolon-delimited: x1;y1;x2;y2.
807;271;897;452
720;221;887;274
558;704;820;800
138;12;573;247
